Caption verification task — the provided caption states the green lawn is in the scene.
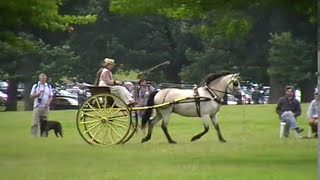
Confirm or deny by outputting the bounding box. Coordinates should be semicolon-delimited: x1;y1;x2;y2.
0;104;317;180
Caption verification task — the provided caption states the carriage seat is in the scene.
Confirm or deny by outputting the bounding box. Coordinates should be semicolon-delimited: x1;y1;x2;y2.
87;86;111;96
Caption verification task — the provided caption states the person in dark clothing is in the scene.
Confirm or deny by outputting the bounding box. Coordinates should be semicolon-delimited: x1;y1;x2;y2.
252;86;262;104
276;86;304;137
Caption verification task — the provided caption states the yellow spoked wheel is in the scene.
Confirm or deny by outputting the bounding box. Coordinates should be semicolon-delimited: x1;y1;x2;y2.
121;111;138;144
76;93;132;145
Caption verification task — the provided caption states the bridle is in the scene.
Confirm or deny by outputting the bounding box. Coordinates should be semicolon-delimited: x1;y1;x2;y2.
205;74;240;103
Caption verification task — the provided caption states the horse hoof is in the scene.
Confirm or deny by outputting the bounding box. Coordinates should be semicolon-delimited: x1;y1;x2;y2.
169;141;177;144
141;138;149;143
191;137;198;141
220;139;227;143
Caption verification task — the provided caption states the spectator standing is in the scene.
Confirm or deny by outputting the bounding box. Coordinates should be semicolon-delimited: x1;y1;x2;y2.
133;79;154;118
252;85;262;104
30;73;53;137
295;89;301;102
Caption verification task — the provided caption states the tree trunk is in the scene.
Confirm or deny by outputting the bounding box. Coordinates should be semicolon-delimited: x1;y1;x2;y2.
300;80;315;103
24;82;33;111
267;8;287;104
6;80;18;111
269;76;284;104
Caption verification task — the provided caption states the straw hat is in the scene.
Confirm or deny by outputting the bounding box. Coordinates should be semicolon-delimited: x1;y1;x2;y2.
103;58;115;65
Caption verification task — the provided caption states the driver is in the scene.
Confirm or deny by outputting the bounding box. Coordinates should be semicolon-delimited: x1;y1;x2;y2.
98;58;134;106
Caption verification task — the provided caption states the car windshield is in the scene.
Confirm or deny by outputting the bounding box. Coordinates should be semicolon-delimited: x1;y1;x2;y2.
0;81;8;87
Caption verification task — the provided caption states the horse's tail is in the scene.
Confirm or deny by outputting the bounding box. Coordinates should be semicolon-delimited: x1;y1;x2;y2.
141;90;159;129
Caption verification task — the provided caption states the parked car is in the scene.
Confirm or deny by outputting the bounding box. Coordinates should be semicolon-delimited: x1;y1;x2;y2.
227;94;238;105
58;89;78;99
50;96;79;110
17;83;24;100
0;90;7;102
261;86;270;104
0;90;7;111
0;81;8;93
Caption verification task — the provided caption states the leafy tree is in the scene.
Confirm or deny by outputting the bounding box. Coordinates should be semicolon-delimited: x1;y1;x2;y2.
0;33;80;110
268;32;317;102
64;0;202;83
0;0;97;110
0;0;96;42
180;35;237;84
110;0;317;38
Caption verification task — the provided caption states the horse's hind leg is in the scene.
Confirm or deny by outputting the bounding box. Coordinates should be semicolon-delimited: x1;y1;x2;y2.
191;115;210;142
161;114;176;144
211;114;226;142
141;111;162;143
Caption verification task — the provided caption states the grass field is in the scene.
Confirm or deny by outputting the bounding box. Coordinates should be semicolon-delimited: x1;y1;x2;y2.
0;104;317;180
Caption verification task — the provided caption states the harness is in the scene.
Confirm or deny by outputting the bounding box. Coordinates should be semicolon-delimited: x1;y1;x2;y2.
158;74;240;118
204;85;224;104
193;87;201;117
194;74;239;117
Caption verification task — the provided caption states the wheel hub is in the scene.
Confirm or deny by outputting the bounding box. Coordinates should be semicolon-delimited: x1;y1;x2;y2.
101;117;108;123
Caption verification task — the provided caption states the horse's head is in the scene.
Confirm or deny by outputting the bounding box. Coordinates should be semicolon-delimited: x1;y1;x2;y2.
204;73;241;100
226;73;241;97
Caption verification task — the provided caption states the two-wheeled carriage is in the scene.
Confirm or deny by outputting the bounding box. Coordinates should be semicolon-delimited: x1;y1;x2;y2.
76;73;241;145
76;86;209;145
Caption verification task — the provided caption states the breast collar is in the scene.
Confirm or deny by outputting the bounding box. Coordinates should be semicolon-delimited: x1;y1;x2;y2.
204;85;223;104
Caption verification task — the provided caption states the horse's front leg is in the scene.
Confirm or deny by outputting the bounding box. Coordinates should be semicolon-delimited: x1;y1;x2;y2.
191;114;210;141
211;114;226;142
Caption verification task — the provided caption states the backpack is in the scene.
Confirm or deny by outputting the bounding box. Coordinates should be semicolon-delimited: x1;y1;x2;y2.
33;83;52;93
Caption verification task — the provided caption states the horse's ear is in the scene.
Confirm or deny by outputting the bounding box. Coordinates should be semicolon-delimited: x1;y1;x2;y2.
231;73;240;79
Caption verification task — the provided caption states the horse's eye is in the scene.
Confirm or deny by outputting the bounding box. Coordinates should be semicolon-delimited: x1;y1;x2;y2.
233;81;238;86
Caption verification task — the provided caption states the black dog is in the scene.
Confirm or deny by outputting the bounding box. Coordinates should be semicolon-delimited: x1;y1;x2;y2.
39;115;63;137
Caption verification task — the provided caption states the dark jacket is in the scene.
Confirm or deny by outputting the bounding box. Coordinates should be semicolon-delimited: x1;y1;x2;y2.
252;90;262;101
276;97;301;118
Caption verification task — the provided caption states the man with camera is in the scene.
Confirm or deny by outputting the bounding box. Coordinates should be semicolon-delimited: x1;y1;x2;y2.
30;73;53;137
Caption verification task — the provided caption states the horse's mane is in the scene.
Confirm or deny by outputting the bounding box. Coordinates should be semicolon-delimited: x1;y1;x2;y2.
203;72;231;85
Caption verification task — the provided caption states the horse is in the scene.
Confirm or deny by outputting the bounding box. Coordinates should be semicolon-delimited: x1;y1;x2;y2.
141;73;241;144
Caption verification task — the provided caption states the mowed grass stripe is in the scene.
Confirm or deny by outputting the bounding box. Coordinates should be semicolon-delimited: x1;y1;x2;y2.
0;104;316;180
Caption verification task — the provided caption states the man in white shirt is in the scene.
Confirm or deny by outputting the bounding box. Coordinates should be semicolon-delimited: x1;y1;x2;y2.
30;73;53;137
295;89;301;102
